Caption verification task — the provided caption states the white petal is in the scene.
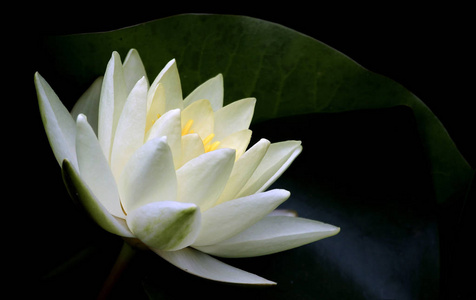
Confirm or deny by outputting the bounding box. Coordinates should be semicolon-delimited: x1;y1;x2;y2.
110;77;148;179
98;51;128;161
71;76;103;136
217;129;252;160
123;48;149;94
268;209;298;217
76;114;125;218
153;247;275;285
148;59;183;112
127;201;200;251
146;109;182;169
183;74;223;111
213;98;255;141
180;133;205;168
176;148;235;211
180;99;214;141
35;72;77;168
195;216;340;258
193;189;290;247
118;137;177;214
145;83;166;132
216;138;270;204
62;160;133;237
237;141;302;198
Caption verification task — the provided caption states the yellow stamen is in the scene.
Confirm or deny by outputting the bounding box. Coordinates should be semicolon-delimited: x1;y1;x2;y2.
150;113;162;127
206;141;221;152
180;119;220;152
182;119;194;136
202;133;215;146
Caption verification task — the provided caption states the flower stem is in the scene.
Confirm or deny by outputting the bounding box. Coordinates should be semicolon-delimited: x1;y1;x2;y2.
97;241;136;300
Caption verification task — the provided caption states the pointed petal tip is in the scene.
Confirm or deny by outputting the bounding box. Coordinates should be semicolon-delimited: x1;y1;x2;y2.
331;226;341;235
61;158;71;168
146;135;169;146
76;113;86;122
211;73;224;83
162;58;177;69
276;188;291;198
220;147;236;155
157;135;168;144
262;280;277;286
258;137;271;144
127;48;138;54
34;71;46;87
110;51;123;64
127;201;201;251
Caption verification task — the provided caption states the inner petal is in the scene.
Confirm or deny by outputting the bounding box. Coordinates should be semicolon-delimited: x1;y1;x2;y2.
181;99;214;141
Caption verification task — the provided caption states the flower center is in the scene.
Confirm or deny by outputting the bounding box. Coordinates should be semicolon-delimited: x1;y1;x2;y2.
153;115;220;153
181;119;221;152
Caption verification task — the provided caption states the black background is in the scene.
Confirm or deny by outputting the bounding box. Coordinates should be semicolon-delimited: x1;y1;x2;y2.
11;3;474;299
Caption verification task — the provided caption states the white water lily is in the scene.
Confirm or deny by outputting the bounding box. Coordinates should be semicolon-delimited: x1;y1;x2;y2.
35;49;339;285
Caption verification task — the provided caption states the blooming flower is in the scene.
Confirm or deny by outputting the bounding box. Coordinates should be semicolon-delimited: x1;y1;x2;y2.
35;49;340;285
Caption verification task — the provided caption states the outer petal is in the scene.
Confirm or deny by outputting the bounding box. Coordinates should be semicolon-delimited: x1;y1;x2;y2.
237;141;302;198
195;216;340;258
127;201;200;251
216;138;270;204
98;51;128;161
123;48;149;93
176;148;235;211
213;97;255;141
76;114;125;218
110;77;148;179
148;59;183;112
192;189;290;247
35;72;77;168
61;159;133;237
183;74;223;111
118;137;177;214
71;76;103;136
153;247;275;285
146;109;182;169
